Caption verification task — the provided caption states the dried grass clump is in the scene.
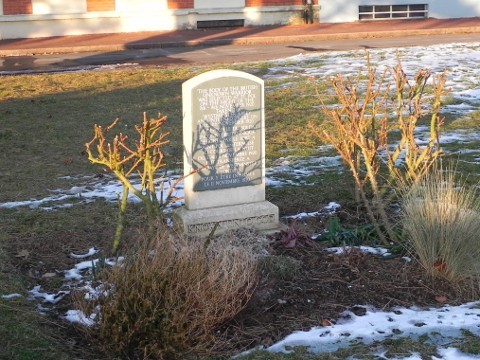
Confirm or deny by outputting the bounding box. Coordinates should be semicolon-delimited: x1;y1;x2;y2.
207;228;270;259
83;228;259;359
401;166;480;282
259;255;302;281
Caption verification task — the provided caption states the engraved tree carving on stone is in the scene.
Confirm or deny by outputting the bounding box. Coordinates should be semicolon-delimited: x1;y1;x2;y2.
192;104;262;191
190;80;263;192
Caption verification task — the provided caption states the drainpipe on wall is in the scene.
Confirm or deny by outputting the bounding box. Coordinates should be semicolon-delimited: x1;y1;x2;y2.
304;0;313;24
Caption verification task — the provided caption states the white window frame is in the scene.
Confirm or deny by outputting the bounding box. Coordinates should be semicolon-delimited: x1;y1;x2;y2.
359;4;428;21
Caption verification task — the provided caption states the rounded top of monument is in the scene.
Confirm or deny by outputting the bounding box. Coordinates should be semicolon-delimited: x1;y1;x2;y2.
183;69;263;87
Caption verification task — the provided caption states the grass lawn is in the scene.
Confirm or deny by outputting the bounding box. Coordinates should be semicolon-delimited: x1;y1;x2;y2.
1;52;480;359
0;63;336;359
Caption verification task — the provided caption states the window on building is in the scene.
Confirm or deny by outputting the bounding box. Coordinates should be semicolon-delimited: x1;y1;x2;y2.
359;4;428;20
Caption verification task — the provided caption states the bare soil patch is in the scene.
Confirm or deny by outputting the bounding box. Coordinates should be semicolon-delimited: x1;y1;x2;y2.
216;232;476;355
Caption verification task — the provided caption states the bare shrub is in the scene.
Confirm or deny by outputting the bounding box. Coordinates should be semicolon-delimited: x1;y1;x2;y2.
85;113;182;253
310;58;448;245
401;165;480;282
80;228;259;359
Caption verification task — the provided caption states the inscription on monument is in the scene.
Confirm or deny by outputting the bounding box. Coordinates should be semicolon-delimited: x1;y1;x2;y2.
191;77;262;191
187;213;277;234
174;69;281;236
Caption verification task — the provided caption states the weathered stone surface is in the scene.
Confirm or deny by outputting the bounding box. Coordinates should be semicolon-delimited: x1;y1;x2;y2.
175;69;282;236
182;69;265;210
174;201;281;237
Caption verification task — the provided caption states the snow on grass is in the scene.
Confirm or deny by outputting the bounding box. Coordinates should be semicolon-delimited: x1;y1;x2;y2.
267;302;480;356
64;256;124;281
3;126;479;210
81;282;109;301
326;245;391;257
65;309;96;327
29;285;69;304
414;130;480;146
69;247;99;259
283;201;341;219
1;43;479;210
20;251;123;328
436;348;480;360
1;293;22;300
19;242;480;359
0;154;343;209
3;42;479;359
266;153;343;187
0;173;184;211
443;103;478;115
266;42;480;116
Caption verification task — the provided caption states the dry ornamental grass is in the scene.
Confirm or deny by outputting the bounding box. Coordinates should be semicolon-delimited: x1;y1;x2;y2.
401;164;480;283
77;227;263;359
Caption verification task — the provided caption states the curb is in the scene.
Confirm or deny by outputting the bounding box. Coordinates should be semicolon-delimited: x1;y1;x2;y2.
1;25;479;57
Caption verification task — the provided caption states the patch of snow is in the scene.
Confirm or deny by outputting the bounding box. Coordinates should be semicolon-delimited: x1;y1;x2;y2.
0;195;72;209
0;174;184;211
81;282;109;301
455;88;480;104
439;131;480;144
1;293;22;300
266;42;480;118
267;302;480;355
435;348;480;359
2;44;480;207
443;103;478;115
69;247;99;259
265;153;343;187
65;257;124;280
326;245;391;257
284;202;341;219
28;285;69;304
325;201;341;211
65;309;96;327
376;352;422;360
65;259;100;281
455;149;480;156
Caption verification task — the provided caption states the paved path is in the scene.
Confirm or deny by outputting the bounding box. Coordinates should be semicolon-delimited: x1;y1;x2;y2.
0;17;479;73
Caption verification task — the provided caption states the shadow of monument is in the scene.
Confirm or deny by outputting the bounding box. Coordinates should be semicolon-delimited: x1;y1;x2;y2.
0;56;37;71
191;105;262;192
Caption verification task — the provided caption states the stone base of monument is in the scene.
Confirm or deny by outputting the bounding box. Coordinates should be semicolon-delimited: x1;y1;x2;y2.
173;201;284;237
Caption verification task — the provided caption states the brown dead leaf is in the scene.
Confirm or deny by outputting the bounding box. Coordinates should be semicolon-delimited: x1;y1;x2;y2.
15;249;30;259
42;272;57;278
433;261;447;272
322;319;333;327
435;295;448;304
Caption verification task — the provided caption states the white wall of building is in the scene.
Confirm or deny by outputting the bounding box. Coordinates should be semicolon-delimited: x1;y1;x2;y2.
32;0;86;15
320;0;480;23
0;4;317;39
320;0;354;23
115;0;168;12
429;0;480;19
194;0;245;9
1;0;478;40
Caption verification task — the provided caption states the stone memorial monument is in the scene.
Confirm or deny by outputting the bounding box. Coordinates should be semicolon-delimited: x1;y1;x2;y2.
174;69;281;237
